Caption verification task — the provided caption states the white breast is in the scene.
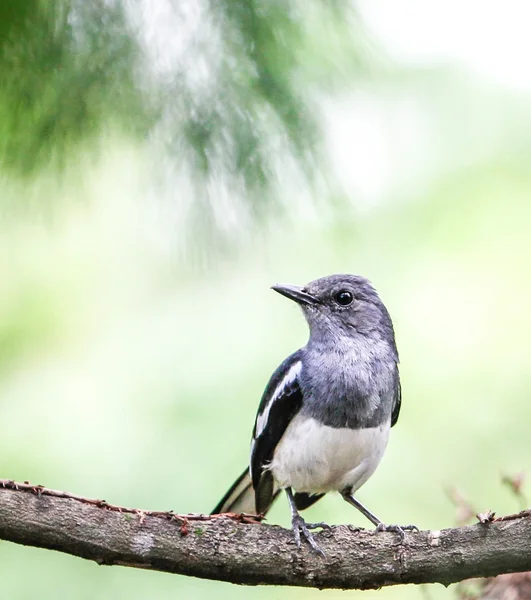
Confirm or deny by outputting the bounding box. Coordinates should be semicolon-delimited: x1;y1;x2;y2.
269;414;390;494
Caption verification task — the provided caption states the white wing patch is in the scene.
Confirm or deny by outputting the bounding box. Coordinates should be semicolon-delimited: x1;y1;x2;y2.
253;360;302;440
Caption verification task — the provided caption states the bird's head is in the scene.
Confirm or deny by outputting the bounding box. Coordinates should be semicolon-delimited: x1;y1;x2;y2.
272;274;396;350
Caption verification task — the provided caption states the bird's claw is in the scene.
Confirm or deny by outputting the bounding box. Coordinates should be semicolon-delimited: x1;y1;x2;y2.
291;515;328;556
376;523;419;543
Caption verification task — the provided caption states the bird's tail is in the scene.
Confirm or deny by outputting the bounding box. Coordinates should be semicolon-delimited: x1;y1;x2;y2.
211;468;256;515
211;468;281;515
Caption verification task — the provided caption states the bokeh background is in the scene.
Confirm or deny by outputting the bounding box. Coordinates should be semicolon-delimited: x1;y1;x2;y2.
1;1;530;598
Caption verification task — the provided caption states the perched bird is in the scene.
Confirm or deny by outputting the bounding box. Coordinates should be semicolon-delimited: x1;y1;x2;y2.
212;274;415;554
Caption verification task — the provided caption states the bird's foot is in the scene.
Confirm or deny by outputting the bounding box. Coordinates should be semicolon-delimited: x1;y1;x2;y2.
291;515;329;556
375;523;419;543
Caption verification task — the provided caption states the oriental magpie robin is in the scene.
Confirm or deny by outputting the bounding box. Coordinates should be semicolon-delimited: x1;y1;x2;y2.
212;274;416;554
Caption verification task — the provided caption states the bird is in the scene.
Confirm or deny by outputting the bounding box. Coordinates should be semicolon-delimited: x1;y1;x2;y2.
212;274;416;554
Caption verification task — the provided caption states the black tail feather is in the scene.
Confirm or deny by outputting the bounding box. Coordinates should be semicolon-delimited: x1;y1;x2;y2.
294;492;326;511
212;468;253;514
213;470;324;515
212;468;284;515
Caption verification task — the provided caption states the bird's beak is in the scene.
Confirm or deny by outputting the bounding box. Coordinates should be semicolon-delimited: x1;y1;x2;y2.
271;284;319;306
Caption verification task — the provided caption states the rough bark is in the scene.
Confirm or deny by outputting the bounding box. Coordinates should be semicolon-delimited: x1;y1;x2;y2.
1;480;531;589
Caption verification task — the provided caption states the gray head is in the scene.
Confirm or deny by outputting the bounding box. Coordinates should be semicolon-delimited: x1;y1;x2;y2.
272;274;397;353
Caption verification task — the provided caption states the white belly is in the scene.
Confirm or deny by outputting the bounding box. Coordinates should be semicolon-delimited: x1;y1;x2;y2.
269;414;390;494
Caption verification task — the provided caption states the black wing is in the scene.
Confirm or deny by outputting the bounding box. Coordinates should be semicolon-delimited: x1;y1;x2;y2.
250;350;305;514
391;369;401;427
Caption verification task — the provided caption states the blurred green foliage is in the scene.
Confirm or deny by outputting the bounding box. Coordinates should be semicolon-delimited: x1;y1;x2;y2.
1;1;531;600
0;0;145;175
0;0;360;227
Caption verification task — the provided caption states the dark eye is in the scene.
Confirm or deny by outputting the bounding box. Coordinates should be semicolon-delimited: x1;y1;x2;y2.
334;290;353;306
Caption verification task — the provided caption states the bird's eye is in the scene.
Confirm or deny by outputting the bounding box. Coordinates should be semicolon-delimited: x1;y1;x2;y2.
334;290;353;306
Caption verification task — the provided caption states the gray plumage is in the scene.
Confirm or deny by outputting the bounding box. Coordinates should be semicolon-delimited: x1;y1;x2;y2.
212;274;415;554
296;274;400;430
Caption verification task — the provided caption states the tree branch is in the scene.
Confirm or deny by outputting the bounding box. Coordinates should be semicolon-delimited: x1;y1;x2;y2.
0;480;530;589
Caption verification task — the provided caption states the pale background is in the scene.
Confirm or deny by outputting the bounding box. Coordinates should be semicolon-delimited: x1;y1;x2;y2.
1;1;531;598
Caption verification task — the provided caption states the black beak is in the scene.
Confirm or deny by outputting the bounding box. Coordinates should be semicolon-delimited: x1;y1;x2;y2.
271;284;319;306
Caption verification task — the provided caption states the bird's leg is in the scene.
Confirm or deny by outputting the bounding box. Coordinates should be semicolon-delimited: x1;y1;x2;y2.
340;489;418;542
285;488;329;556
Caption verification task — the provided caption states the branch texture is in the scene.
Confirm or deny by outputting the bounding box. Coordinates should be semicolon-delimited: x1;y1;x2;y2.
1;480;530;589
